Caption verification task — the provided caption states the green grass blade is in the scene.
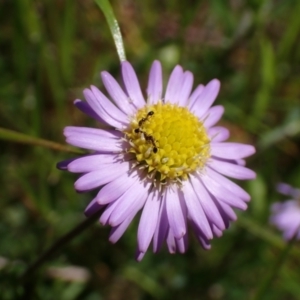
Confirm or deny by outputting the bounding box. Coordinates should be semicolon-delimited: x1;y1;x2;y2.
94;0;126;62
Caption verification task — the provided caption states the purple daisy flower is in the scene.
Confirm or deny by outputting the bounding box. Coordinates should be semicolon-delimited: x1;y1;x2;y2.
58;60;256;261
270;183;300;240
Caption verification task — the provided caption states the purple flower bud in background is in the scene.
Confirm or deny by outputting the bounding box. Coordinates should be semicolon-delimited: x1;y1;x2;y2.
270;183;300;240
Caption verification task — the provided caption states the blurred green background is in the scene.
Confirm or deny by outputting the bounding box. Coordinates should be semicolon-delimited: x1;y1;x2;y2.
1;0;300;299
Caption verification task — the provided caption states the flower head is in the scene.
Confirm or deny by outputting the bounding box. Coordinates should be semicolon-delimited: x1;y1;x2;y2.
270;183;300;240
58;60;256;260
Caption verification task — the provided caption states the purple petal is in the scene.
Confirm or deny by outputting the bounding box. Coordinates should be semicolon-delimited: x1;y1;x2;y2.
74;99;103;122
74;162;130;191
166;230;176;254
218;201;237;222
181;182;213;239
190;174;226;230
237;159;246;166
211;143;256;159
175;234;188;254
108;181;150;226
66;137;122;153
284;228;300;240
147;60;162;104
190;220;212;250
188;84;204;108
212;225;223;237
164;65;183;104
56;158;77;170
99;200;120;225
177;71;194;106
200;172;248;210
109;214;135;243
64;126;121;139
99;174;145;224
208;126;230;142
270;200;300;241
198;237;211;250
206;166;251;202
270;202;283;213
276;183;300;198
121;61;145;108
166;187;186;239
67;154;121;173
84;87;127;128
135;250;146;262
101;71;134;115
208;159;256;180
203;105;224;128
90;85;130;125
191;79;220;116
153;196;168;253
138;190;161;252
84;198;104;217
210;196;231;229
96;171;138;204
64;127;123;152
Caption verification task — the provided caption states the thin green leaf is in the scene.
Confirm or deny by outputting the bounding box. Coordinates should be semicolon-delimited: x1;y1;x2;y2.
253;37;275;121
94;0;126;62
278;1;300;58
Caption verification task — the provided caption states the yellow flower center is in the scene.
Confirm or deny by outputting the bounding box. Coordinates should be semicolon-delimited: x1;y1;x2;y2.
124;102;211;183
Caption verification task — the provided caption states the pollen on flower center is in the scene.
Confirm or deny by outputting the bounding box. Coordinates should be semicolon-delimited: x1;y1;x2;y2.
124;102;211;182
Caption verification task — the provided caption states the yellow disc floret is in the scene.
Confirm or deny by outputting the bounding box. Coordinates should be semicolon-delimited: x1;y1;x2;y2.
124;102;211;183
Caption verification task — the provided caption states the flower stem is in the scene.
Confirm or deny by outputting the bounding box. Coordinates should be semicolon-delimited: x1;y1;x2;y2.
94;0;126;62
0;127;83;154
237;215;300;257
20;211;102;280
252;232;298;300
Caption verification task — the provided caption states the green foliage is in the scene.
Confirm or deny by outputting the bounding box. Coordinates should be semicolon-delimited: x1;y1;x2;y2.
1;0;300;299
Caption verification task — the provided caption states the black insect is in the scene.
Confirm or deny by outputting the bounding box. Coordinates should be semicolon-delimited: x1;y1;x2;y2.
134;128;158;153
138;111;154;126
134;111;158;153
144;133;158;153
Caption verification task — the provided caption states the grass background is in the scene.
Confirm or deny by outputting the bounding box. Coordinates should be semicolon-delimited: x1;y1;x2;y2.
1;0;300;299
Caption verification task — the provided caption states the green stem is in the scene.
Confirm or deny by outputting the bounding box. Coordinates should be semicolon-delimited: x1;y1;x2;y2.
237;215;300;257
123;266;167;298
0;127;83;154
252;234;298;300
20;211;102;280
94;0;126;62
